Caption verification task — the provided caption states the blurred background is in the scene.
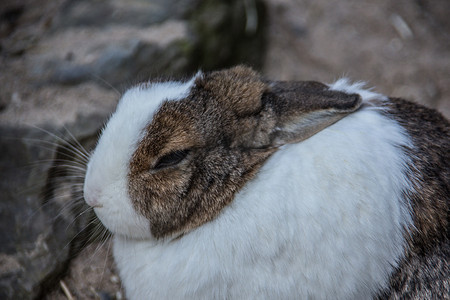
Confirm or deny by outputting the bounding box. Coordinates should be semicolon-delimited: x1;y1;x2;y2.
0;0;449;299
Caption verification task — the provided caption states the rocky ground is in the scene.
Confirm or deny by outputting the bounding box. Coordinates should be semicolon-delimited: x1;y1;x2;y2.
0;0;449;299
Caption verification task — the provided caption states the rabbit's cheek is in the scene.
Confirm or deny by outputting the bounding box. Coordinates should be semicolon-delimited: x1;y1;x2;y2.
84;176;152;239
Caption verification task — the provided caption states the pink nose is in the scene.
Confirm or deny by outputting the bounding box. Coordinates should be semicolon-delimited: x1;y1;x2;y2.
84;188;103;208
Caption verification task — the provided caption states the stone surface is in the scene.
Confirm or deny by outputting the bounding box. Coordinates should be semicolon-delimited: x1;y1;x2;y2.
0;126;74;299
28;21;190;86
21;0;266;87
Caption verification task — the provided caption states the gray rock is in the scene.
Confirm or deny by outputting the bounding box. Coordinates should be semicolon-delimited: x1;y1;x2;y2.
28;0;266;86
53;0;200;29
0;126;76;299
0;84;117;299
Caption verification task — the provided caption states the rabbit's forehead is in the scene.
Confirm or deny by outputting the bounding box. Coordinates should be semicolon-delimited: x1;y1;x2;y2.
144;108;202;155
139;69;268;155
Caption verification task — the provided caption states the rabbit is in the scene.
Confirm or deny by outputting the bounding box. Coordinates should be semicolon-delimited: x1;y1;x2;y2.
83;66;449;300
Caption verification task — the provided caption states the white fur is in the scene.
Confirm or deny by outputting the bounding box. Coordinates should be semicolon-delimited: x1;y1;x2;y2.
110;80;415;299
328;78;388;102
83;78;197;239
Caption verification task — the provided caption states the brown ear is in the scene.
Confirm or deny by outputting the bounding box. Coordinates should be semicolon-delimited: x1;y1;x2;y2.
252;81;362;147
197;65;266;116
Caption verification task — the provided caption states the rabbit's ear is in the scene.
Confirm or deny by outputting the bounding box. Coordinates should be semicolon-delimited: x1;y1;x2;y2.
197;65;266;116
257;81;362;147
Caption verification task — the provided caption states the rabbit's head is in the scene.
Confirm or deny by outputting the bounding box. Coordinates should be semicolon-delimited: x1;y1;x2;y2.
83;66;362;239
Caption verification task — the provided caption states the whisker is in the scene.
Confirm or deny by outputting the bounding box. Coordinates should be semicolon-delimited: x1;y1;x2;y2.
26;159;87;171
47;177;86;184
30;125;90;156
29;156;87;165
61;216;98;251
73;205;94;222
25;126;91;162
22;140;89;166
64;204;93;232
25;198;59;224
42;198;83;224
90;223;108;244
90;73;122;97
92;235;109;259
48;164;87;173
21;133;90;159
24;185;83;224
61;124;91;160
99;235;114;282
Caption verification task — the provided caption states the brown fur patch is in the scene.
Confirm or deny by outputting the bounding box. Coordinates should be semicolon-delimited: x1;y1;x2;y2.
377;98;450;298
385;98;449;253
199;66;266;116
128;67;276;238
377;238;449;299
127;66;365;238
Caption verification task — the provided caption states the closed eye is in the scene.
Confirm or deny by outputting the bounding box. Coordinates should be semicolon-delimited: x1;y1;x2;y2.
153;149;190;170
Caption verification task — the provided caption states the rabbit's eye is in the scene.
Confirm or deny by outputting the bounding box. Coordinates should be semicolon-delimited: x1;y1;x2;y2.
153;149;190;170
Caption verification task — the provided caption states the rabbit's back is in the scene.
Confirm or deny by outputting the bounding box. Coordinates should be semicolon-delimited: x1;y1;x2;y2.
376;98;449;299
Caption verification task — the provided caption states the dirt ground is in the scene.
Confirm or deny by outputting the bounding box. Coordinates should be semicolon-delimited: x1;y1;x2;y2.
263;0;450;118
45;241;124;300
1;0;449;299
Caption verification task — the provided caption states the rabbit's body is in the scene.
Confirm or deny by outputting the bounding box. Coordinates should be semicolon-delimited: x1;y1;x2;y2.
84;66;449;299
114;107;412;299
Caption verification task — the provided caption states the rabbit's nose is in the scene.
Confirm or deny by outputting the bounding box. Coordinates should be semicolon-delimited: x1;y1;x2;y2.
84;187;103;208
